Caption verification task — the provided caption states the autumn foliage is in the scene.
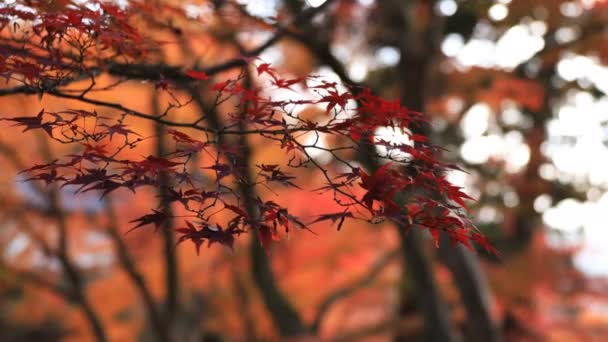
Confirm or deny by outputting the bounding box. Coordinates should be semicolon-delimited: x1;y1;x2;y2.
0;1;549;341
0;0;495;258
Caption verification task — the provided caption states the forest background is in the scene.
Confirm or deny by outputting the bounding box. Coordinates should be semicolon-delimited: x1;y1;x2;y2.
1;0;608;341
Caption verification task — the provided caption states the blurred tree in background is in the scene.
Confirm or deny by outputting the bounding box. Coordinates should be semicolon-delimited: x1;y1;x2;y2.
1;0;608;341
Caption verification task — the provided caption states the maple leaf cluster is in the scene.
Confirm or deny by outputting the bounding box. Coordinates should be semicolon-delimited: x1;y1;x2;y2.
1;73;496;256
0;0;167;85
0;0;497;256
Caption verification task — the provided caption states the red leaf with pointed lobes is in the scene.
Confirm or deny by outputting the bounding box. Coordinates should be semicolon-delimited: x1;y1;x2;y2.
167;129;208;154
447;184;476;210
202;163;237;181
99;123;141;140
211;80;230;91
82;143;109;156
258;165;301;189
310;211;353;231
428;227;441;248
62;168;116;193
167;129;196;144
128;209;169;233
256;63;275;77
272;77;302;90
411;134;428;143
471;232;500;256
176;221;244;254
3;109;55;138
258;164;279;172
25;169;66;186
185;69;209;80
322;90;352;112
257;225;274;256
19;160;62;174
359;163;408;210
137;156;181;172
447;227;474;252
223;204;248;218
81;179;122;197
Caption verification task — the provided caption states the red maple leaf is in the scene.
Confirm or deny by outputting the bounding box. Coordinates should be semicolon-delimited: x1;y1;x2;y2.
128;209;169;233
185;69;209;80
471;232;500;256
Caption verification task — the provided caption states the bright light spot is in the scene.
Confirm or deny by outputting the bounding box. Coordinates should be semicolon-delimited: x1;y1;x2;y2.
441;33;465;57
113;0;129;9
460;130;529;172
529;20;548;36
544;92;608;187
456;39;495;68
460;103;492;138
560;1;584;17
555;26;581;44
539;163;557;180
447;170;480;199
237;0;278;18
543;198;585;233
312;66;347;90
556;55;583;81
348;59;369;82
461;137;492;164
501;103;525;126
543;194;608;276
302;132;333;164
478;205;499;223
581;0;600;9
503;131;530;173
446;96;465;115
259;46;283;66
466;135;501;164
446;169;468;187
556;54;608;94
486;181;502;196
436;0;458;16
306;0;327;7
488;3;509;21
357;0;375;6
503;191;519;207
587;188;603;201
375;46;401;66
84;230;109;246
331;45;351;62
374;126;413;161
76;252;114;268
4;233;29;259
452;22;545;70
534;194;552;213
183;3;212;19
495;25;545;69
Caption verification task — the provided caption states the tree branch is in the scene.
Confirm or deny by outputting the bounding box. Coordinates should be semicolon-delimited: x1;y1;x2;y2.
104;199;172;342
310;248;400;333
38;136;109;342
151;94;180;328
1;265;75;301
186;71;306;336
0;139;108;342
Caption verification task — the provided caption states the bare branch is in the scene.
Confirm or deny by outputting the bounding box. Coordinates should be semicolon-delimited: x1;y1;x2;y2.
310;248;400;332
104;199;172;342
